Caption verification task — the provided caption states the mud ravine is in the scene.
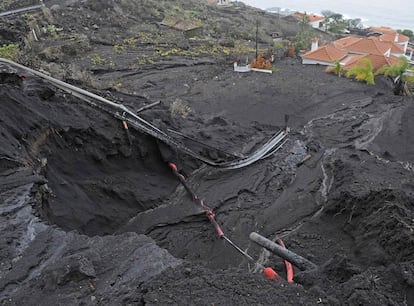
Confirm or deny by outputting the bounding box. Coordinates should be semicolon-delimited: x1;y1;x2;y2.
1;0;414;305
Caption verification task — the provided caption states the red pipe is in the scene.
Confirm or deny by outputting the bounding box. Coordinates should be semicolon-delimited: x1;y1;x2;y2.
275;237;294;283
168;162;280;281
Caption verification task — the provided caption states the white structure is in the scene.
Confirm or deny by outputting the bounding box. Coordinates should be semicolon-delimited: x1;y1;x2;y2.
311;38;319;51
291;12;325;29
217;0;231;5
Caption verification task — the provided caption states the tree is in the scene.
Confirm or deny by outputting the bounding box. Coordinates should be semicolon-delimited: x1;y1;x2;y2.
330;13;344;23
325;60;343;77
293;30;313;54
348;18;363;30
299;13;310;33
376;56;409;78
397;29;413;39
346;58;375;85
376;56;410;94
333;60;343;76
322;11;347;33
321;10;335;18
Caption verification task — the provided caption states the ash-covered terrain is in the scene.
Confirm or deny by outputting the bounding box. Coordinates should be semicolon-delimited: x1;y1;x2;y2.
1;0;414;305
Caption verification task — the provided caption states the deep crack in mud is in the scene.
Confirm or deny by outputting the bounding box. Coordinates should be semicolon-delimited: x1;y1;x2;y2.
38;127;178;236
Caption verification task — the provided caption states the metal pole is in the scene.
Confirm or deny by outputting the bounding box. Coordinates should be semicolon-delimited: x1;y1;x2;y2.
255;19;258;59
249;232;317;271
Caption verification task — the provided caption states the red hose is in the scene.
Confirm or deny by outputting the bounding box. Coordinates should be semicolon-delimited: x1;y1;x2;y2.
168;162;279;281
275;237;294;283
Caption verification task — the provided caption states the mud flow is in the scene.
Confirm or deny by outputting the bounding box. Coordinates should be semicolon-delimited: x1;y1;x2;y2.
38;127;178;236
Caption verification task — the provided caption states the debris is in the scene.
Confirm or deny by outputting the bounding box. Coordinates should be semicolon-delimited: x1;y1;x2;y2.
297;154;312;167
250;232;317;271
168;162;278;279
136;100;161;114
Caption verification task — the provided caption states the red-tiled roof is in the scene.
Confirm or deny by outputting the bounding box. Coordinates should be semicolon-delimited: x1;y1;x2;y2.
379;32;410;43
334;36;361;48
303;44;348;62
303;34;409;67
344;37;391;55
291;12;325;22
389;42;405;54
343;54;404;71
369;36;405;54
368;26;396;34
340;54;365;66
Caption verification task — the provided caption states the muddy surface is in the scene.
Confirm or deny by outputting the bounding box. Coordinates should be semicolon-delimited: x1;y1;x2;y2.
1;0;414;305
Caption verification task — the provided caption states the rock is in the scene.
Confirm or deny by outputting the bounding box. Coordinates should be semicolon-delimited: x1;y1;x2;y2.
56;255;96;285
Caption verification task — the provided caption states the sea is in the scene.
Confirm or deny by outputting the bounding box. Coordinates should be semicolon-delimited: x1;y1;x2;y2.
241;0;414;31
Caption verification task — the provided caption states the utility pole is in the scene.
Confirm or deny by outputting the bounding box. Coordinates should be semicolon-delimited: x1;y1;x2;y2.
255;18;258;59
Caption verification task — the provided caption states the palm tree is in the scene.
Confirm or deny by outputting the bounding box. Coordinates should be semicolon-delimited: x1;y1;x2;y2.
333;60;343;76
346;58;375;85
376;57;410;95
325;60;343;77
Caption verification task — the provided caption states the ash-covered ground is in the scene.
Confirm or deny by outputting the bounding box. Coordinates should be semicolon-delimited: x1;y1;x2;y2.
1;0;414;305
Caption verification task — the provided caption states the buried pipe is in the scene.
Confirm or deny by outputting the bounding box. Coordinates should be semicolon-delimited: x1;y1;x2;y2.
250;232;317;271
0;57;288;169
136;100;161;113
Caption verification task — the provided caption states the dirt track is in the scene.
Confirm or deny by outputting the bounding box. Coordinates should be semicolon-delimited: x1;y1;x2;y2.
1;0;414;305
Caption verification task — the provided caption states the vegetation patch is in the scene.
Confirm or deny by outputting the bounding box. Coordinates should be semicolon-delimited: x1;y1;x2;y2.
0;0;13;10
346;58;375;85
0;44;20;60
326;60;343;77
91;54;106;65
250;54;272;70
114;45;126;54
170;98;191;118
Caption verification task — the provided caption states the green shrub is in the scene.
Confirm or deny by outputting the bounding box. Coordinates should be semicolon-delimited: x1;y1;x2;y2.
0;0;13;10
376;56;409;78
273;41;285;49
114;45;126;53
91;54;105;65
346;58;375;85
326;60;343;77
0;44;20;60
123;38;137;47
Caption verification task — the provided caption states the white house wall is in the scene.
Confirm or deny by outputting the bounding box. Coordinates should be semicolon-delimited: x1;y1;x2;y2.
309;21;320;28
302;58;331;65
401;41;408;53
391;52;404;58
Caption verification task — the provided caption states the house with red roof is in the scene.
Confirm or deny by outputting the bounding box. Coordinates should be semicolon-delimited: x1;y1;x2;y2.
302;27;412;71
368;26;396;35
344;37;392;56
291;12;325;29
378;32;410;56
302;43;348;65
341;53;404;71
